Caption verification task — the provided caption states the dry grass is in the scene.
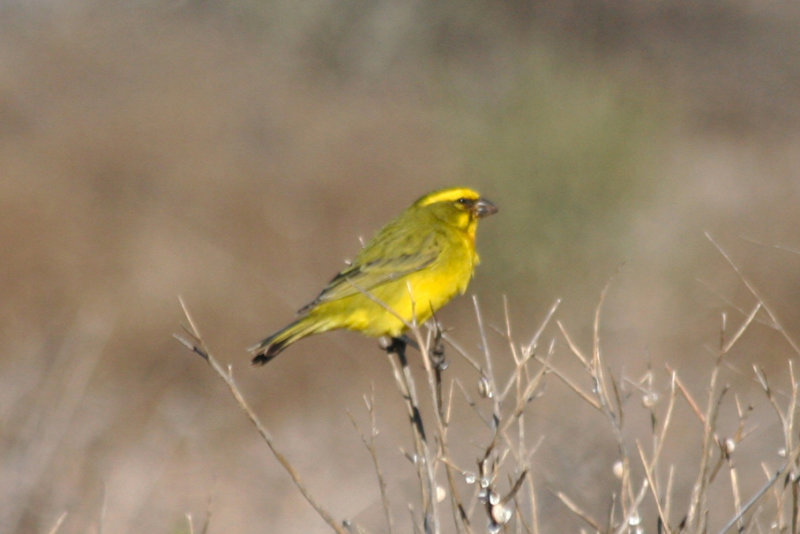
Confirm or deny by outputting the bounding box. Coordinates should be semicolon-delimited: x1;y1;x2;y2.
173;235;800;533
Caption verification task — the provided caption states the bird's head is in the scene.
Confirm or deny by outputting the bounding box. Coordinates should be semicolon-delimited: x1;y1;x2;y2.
415;187;498;233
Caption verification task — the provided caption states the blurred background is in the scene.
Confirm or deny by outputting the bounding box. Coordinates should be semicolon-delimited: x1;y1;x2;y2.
3;0;800;532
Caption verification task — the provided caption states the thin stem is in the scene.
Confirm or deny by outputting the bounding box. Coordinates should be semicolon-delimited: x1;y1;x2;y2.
174;297;349;534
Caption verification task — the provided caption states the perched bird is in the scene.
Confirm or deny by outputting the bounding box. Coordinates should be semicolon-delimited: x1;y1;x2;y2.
249;187;497;364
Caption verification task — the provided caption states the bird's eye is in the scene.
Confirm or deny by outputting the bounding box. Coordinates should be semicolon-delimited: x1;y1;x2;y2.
456;198;468;204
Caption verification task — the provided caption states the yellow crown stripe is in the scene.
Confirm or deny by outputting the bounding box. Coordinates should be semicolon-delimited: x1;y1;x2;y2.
415;187;480;207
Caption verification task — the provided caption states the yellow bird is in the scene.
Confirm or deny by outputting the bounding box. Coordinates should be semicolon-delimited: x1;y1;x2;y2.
249;187;497;364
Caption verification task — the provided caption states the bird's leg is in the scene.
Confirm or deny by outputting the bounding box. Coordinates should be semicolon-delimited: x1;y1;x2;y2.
430;320;447;372
381;336;427;443
429;321;447;418
379;334;419;353
426;306;448;373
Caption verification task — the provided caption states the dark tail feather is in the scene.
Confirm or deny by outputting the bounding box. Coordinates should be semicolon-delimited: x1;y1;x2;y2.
250;342;287;365
248;317;320;365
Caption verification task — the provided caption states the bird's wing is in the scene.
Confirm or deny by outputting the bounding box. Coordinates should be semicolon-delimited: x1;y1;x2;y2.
298;230;441;313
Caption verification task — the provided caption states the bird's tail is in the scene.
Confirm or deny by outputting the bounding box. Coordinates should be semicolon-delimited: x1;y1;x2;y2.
248;316;324;365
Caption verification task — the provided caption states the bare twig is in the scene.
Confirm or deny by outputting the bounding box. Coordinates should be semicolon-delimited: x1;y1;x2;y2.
383;337;438;534
722;302;762;355
685;365;728;533
717;444;800;534
538;335;602;411
348;388;396;534
613;478;649;534
666;365;706;424
706;232;800;356
523;299;562;356
553;489;602;531
636;440;671;532
173;297;349;534
46;512;68;534
412;321;474;534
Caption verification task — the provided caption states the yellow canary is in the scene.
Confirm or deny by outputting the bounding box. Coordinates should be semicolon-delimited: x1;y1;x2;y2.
249;187;497;364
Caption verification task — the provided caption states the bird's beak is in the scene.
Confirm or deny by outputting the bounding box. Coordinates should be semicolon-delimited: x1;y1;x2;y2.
473;198;498;218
